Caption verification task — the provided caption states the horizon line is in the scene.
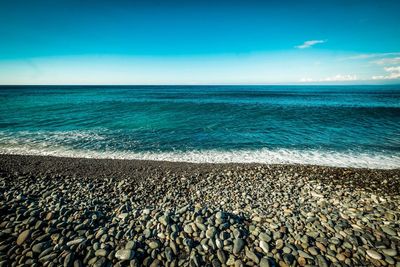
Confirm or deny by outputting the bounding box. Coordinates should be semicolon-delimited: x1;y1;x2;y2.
0;83;399;87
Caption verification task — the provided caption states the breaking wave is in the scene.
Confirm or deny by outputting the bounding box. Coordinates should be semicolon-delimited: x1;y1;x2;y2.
0;143;398;169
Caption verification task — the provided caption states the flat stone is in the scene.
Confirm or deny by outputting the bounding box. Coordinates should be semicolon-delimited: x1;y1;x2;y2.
315;242;326;253
115;249;135;261
93;257;106;267
125;241;137;250
217;249;226;264
385;256;395;265
235;260;244;267
150;259;161;267
336;253;346;261
17;229;31;245
176;205;188;214
298;250;313;260
275;239;284;250
381;248;397;257
233;238;245;255
165;247;174;262
206;227;217;238
260;241;269;254
159;215;170;226
297;256;306;266
245;247;259;264
381;226;396;236
316;255;328;267
195;222;206;231
259;233;272;242
95;249;108;257
283;253;295;265
260;257;270;267
184;224;193;234
252;216;262;222
39;253;57;262
308;246;319;256
148;241;160;249
66;238;85;247
366;249;382;260
64;252;74;267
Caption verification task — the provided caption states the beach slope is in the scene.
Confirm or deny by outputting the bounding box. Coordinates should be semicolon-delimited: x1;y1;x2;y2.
0;154;399;266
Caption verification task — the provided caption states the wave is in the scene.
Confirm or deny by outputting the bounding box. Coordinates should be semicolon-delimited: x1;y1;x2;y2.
0;144;398;169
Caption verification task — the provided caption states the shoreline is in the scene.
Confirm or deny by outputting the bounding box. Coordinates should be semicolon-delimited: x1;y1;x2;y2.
1;154;399;266
1;154;399;195
1;147;399;170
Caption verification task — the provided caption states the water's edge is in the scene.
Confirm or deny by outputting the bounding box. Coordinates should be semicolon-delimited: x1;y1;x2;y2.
1;147;399;169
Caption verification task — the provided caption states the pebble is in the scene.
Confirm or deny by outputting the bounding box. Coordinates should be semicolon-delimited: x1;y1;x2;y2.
259;233;272;242
316;255;329;267
206;227;217;238
115;249;135;261
217;249;227;264
16;229;31;245
233;238;245;255
95;249;108;257
165;247;174;262
382;248;397;257
275;239;284;250
260;257;270;267
366;249;382;260
66;238;85;247
32;242;50;254
381;226;397;236
149;241;160;249
245;247;260;264
183;224;193;234
308;246;318;256
298;250;313;260
1;159;399;266
260;240;269;254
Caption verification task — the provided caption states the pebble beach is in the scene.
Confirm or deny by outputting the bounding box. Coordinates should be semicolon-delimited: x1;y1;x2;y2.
0;154;399;267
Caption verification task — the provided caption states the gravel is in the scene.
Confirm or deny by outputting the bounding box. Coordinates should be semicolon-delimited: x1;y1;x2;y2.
0;154;399;266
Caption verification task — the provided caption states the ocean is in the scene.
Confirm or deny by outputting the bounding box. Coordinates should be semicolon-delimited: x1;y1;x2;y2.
0;85;399;169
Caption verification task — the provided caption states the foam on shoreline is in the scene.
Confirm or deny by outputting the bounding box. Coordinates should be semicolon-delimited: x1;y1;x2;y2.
0;145;398;169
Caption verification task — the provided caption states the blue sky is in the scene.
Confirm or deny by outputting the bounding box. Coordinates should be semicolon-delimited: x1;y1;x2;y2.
0;0;399;84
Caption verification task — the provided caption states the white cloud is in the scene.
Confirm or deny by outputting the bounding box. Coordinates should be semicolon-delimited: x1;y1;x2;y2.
371;57;400;65
385;66;400;72
300;74;357;83
372;66;400;80
300;77;314;82
295;40;326;49
341;52;400;61
322;74;357;81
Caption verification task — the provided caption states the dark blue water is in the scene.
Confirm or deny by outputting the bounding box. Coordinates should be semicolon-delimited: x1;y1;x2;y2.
0;85;399;168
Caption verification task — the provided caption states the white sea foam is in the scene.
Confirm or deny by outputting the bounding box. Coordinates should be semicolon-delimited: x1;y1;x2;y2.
0;144;399;169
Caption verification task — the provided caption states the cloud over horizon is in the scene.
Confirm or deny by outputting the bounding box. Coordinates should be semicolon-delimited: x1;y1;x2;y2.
300;74;358;83
372;57;400;65
372;66;400;80
295;40;326;49
341;52;400;61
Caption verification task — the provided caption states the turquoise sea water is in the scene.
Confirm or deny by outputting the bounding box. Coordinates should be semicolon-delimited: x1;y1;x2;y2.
0;85;399;168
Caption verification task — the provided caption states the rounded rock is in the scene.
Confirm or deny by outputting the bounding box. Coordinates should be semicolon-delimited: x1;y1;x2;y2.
233;238;245;255
366;249;382;260
115;249;135;261
260;241;269;254
275;239;284;250
16;229;31;246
